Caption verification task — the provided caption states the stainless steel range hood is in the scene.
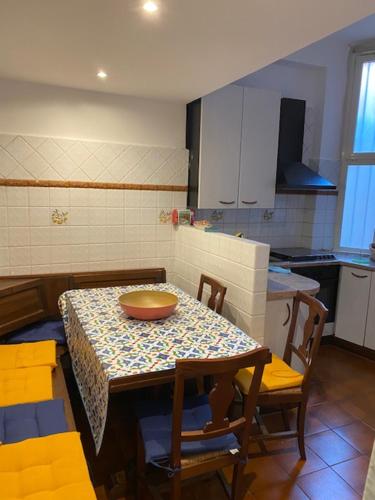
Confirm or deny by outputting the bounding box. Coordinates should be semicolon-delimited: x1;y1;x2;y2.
276;98;336;191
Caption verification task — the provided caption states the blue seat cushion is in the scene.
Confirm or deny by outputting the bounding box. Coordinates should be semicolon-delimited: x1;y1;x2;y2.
0;399;68;444
136;394;240;464
3;320;66;346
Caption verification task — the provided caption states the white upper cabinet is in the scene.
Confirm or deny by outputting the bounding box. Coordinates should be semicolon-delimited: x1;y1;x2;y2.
187;84;281;209
198;85;243;209
239;88;281;208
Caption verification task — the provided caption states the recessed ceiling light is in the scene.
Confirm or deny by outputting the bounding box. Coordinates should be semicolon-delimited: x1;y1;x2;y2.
143;1;158;13
97;70;108;79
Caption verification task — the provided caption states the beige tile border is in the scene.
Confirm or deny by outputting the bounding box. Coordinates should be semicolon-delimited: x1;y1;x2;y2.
0;178;187;192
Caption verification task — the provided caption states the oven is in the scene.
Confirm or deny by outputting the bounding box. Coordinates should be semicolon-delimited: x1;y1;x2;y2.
289;265;340;323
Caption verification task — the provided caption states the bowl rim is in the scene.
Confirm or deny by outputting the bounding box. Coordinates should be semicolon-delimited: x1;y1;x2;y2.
119;290;178;309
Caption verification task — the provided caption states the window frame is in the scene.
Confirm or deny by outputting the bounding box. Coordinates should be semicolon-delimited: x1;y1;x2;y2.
336;43;375;252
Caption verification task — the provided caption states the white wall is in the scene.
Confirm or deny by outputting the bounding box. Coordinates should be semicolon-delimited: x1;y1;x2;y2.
286;36;350;162
237;60;326;162
0;79;186;148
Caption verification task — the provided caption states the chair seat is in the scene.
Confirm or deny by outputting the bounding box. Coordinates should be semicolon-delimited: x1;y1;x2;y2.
0;367;53;407
0;341;57;370
2;320;66;346
0;399;67;445
0;432;96;499
236;353;303;394
136;394;239;464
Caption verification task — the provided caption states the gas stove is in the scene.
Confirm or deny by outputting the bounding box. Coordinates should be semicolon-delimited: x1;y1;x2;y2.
270;247;336;263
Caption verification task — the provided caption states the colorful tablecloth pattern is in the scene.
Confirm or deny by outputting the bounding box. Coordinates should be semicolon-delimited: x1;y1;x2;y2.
59;283;259;452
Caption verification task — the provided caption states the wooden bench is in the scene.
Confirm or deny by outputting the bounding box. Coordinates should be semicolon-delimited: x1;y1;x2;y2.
0;268;166;337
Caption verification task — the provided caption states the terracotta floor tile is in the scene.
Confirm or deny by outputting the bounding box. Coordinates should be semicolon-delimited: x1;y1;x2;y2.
310;401;356;429
334;420;375;454
297;468;361;500
305;430;360;466
332;455;370;496
252;482;309;500
223;455;290;493
273;444;328;479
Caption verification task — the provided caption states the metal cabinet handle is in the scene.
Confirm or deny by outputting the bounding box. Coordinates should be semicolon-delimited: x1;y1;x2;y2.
241;200;258;205
219;200;235;205
282;303;291;327
351;272;368;279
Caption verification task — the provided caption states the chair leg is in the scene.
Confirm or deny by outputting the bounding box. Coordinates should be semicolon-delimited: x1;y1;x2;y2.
297;402;307;460
231;462;245;500
136;427;147;500
170;472;182;500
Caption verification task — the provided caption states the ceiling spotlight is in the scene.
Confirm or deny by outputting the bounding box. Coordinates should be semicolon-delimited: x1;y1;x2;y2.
97;70;108;79
143;1;158;13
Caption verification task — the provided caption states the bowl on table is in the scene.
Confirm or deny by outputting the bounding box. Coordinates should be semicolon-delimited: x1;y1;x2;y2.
119;290;178;320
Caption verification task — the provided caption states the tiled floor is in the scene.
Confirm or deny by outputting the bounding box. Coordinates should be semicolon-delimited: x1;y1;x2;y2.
67;344;375;499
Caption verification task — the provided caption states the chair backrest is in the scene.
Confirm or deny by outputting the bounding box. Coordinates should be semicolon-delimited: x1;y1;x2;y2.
197;274;227;315
283;291;328;390
170;347;270;470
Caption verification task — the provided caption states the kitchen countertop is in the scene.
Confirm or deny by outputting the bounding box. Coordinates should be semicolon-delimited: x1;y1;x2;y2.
271;252;375;272
267;271;320;301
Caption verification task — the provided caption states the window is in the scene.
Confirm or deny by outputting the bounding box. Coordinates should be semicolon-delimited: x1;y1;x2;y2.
339;50;375;250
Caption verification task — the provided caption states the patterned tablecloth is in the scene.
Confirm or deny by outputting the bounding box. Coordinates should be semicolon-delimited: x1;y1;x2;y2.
59;283;260;452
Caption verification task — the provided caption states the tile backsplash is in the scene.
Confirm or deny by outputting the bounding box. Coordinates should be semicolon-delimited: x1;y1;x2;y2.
197;193;338;250
0;186;186;276
0;134;188;185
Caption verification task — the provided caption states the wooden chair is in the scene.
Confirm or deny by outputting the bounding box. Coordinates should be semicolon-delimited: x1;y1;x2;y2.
236;291;328;460
197;274;227;315
136;347;270;500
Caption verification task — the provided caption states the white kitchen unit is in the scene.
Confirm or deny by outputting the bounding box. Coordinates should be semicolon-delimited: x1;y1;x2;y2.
364;273;375;350
335;266;372;346
186;84;281;209
238;87;281;208
199;85;243;209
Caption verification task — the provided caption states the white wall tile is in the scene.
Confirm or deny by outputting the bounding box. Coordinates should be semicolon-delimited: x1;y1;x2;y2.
50;187;70;206
8;227;30;247
6;187;28;206
31;246;51;266
8;207;28;226
29;187;49;206
9;246;31;266
30;207;50;227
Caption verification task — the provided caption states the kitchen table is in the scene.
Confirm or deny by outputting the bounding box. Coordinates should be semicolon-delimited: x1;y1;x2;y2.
59;283;260;452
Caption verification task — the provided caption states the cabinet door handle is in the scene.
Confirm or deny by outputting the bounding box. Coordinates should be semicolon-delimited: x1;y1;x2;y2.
219;200;235;205
241;200;258;205
282;303;291;327
351;272;368;279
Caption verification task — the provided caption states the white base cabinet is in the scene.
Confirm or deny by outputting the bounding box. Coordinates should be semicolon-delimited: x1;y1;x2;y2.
364;273;375;350
264;298;293;359
335;266;373;346
265;298;309;373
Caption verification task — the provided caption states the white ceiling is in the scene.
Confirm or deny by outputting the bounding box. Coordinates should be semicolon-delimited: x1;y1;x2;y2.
0;0;375;102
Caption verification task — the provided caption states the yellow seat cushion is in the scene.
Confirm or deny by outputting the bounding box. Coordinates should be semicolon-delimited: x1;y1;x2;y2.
0;341;56;371
0;367;53;407
0;432;96;500
236;353;304;394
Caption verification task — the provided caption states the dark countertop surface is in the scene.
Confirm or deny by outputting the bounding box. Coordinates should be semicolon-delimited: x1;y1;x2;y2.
270;252;375;272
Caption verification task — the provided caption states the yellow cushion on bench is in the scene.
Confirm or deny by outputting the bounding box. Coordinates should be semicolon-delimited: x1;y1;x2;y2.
236;353;304;394
0;432;96;500
0;341;57;370
0;366;53;407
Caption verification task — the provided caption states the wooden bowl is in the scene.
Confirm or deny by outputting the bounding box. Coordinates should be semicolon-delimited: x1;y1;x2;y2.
119;290;178;320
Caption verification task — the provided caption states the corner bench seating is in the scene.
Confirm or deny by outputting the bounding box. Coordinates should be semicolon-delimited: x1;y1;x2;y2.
0;399;68;445
0;432;96;500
